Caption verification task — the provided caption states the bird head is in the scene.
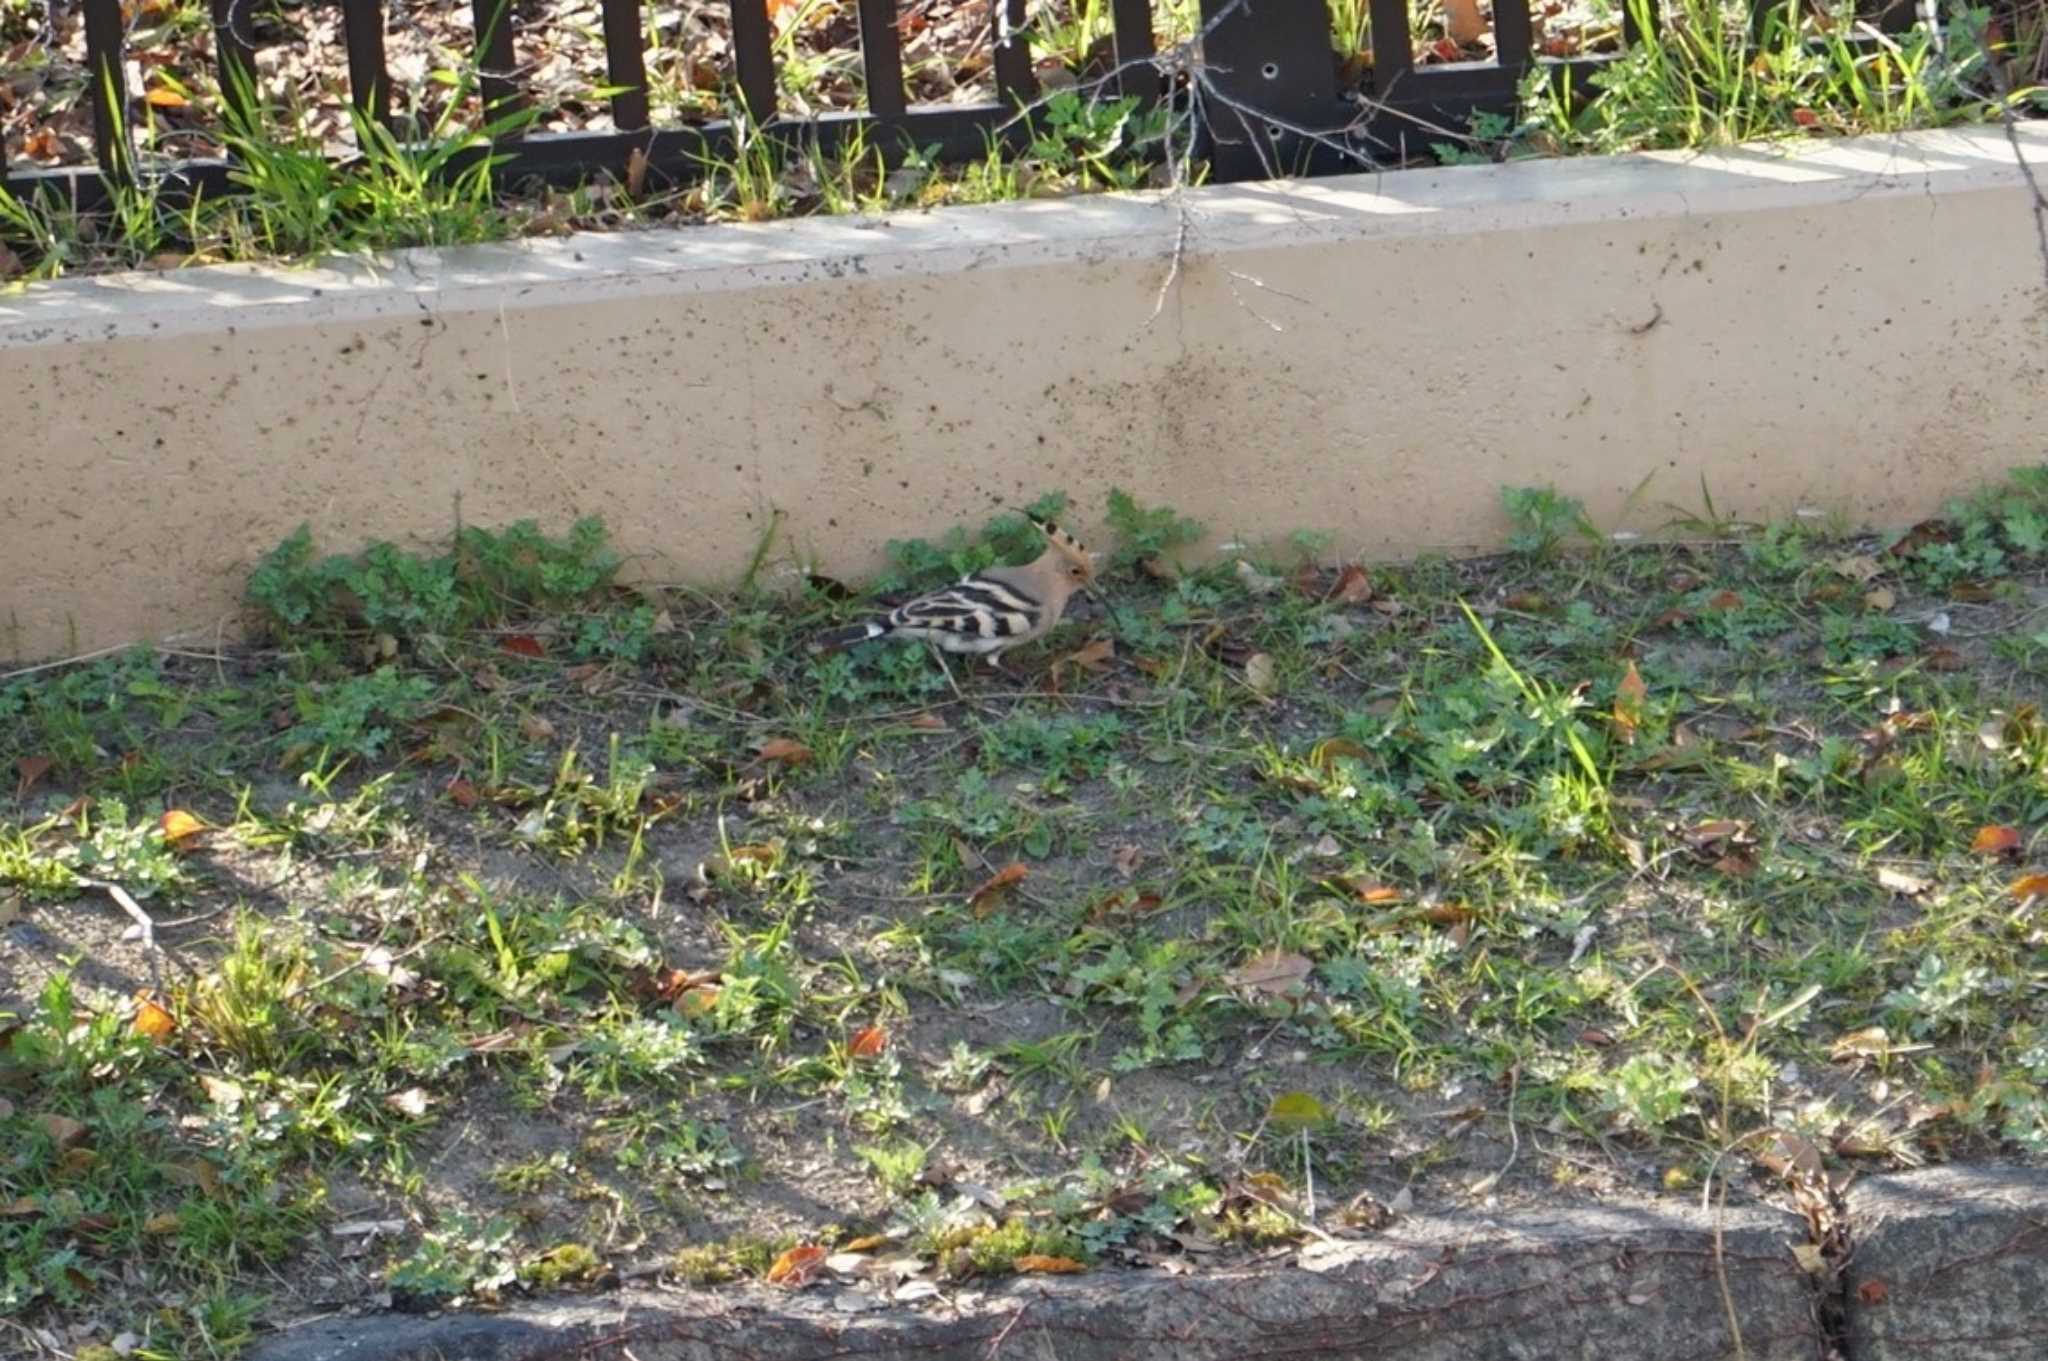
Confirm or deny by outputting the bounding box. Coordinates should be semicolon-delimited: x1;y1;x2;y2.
1030;518;1099;593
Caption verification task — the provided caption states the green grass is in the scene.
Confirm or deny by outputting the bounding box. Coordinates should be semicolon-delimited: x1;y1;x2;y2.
8;476;2048;1352
1530;0;2039;154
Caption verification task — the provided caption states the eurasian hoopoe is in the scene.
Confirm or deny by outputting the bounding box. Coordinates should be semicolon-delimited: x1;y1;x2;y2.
814;520;1099;679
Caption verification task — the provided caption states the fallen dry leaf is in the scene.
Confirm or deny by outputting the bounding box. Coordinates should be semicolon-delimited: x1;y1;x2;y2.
849;1025;889;1059
1876;866;1930;896
1971;825;2022;857
1859;1279;1890;1306
1242;652;1277;696
1831;1027;1890;1060
1756;1130;1824;1181
757;738;813;767
1713;850;1759;878
1227;949;1313;997
447;778;481;809
1112;843;1144;878
1014;1254;1087;1274
1864;586;1897;612
384;1087;432;1118
903;713;949;732
501;634;548;659
1888;519;1950;557
1616;658;1647;707
969;862;1028;915
158;809;206;847
519;713;557;742
766;1244;828;1287
1327;564;1373;604
131;992;175;1042
2010;873;2048;900
1234;560;1284;596
1339;878;1404;905
1444;0;1488;42
1831;554;1883;582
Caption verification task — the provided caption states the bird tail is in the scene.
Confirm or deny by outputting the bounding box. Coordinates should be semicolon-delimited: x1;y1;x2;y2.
812;619;892;652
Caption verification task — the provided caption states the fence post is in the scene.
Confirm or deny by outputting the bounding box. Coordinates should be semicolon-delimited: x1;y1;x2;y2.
1196;0;1350;181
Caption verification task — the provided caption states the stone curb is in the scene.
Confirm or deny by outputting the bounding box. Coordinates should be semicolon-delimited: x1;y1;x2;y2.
1845;1165;2048;1361
250;1199;1821;1361
246;1168;2048;1361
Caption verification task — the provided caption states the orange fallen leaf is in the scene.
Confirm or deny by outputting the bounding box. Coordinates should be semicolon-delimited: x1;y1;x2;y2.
501;634;548;659
969;862;1028;915
1326;564;1373;604
1617;658;1647;706
757;738;813;767
1059;638;1115;674
144;87;189;108
2010;873;2048;900
1705;589;1744;611
849;1025;888;1058
1923;646;1966;672
675;986;720;1020
765;1243;827;1287
1338;878;1404;905
1612;661;1646;745
1859;1279;1889;1305
1971;825;2022;856
1088;889;1163;923
1014;1254;1087;1274
447;778;480;809
903;713;949;732
159;809;206;846
843;1234;890;1253
131;991;175;1042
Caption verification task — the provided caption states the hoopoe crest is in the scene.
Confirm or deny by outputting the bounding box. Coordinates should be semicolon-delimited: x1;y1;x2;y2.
814;518;1098;664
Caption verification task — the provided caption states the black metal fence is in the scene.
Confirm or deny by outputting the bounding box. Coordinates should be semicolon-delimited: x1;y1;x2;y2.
0;0;1939;210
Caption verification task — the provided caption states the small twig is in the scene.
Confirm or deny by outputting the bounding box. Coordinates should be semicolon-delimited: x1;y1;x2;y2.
982;1297;1034;1359
77;877;162;994
1711;1173;1749;1361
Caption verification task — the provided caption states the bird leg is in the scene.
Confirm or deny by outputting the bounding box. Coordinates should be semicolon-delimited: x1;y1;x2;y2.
925;642;965;700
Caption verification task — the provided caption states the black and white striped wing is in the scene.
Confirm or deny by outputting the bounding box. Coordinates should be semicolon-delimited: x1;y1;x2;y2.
887;574;1044;656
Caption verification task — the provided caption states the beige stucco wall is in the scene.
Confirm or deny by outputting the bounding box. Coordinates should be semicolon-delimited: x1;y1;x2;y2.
5;125;2047;663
